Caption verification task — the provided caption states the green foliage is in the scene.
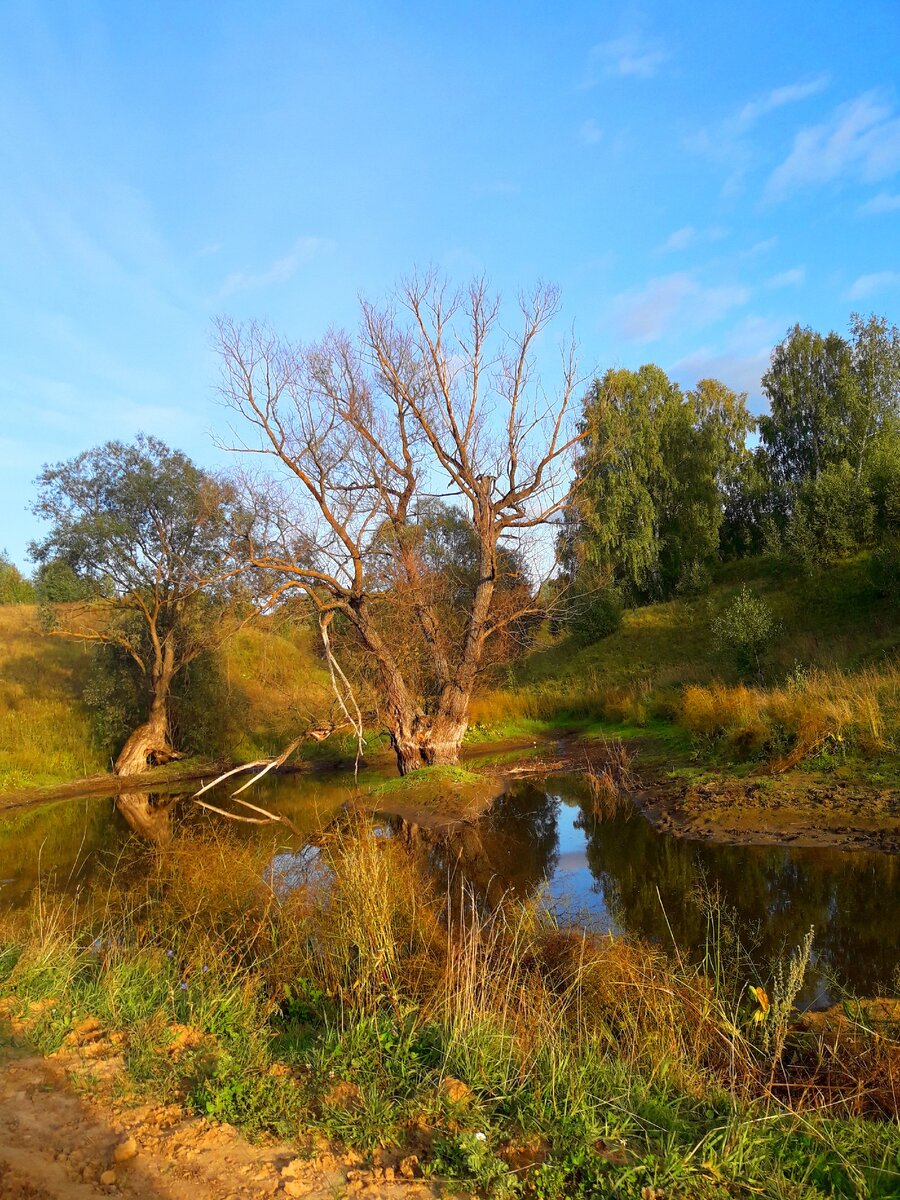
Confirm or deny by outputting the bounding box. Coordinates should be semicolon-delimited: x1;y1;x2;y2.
84;632;244;759
870;537;900;607
566;367;753;601
430;1132;519;1197
711;586;778;679
0;551;34;604
33;557;101;602
30;434;247;750
785;461;876;569
567;574;622;645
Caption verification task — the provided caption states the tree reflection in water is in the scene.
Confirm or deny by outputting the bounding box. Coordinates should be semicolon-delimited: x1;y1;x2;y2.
392;782;560;914
447;776;900;1004
116;792;182;844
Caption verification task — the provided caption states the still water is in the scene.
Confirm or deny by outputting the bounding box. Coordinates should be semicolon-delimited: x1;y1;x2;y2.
1;770;897;1006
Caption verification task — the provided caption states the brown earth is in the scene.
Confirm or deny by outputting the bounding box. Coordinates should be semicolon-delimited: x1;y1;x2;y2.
633;771;900;853
0;1039;458;1200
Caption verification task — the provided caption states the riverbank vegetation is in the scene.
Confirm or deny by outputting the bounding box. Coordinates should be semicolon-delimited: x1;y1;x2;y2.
1;547;897;794
2;826;899;1198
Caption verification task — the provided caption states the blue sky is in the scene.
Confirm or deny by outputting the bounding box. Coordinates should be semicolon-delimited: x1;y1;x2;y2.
2;0;899;565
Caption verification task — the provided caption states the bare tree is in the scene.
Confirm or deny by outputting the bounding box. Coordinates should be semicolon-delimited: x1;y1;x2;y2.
216;274;584;774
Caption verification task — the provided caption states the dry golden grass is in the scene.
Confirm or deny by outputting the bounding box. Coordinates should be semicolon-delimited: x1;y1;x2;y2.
680;665;900;767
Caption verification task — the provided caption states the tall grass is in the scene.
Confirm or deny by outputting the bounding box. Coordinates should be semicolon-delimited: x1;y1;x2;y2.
0;605;104;789
2;828;899;1197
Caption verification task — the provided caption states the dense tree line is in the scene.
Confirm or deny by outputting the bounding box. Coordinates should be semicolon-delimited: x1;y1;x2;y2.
564;312;900;623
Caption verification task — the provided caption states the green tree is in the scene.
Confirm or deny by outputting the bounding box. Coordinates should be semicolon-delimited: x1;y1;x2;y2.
846;312;900;481
759;324;854;492
712;585;778;680
33;557;103;602
31;435;244;774
757;314;899;566
0;552;34;604
566;367;753;600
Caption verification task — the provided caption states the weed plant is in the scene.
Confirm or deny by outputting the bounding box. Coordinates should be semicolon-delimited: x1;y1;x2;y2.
2;826;899;1197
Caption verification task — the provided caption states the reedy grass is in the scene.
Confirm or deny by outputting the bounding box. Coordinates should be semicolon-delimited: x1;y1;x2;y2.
2;826;899;1197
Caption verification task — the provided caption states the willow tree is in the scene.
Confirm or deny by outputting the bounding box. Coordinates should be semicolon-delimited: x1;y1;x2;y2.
31;435;244;774
217;275;582;774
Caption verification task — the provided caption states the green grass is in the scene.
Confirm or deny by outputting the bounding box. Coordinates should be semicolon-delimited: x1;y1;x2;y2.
1;553;897;792
0;605;336;792
1;828;898;1198
471;554;899;775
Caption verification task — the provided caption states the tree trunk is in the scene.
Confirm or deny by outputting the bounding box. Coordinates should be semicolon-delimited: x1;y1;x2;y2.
390;707;470;774
114;686;179;775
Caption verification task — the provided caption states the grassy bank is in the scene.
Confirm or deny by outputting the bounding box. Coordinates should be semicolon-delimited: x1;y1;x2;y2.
1;554;897;793
472;555;899;780
1;827;898;1198
0;605;334;792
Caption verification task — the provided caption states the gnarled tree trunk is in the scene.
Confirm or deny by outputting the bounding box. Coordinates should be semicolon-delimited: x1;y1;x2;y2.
114;660;181;775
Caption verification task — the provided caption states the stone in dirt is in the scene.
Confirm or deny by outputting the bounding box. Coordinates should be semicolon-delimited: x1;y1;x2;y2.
112;1135;138;1163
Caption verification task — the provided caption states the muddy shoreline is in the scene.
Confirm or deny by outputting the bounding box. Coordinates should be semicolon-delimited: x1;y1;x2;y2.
2;734;899;855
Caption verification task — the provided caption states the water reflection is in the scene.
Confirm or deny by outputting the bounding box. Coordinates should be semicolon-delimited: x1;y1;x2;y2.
116;792;182;843
470;776;900;1005
2;767;898;1004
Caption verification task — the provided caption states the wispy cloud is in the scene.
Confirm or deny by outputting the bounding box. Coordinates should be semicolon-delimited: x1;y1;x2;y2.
859;191;900;215
586;32;668;82
658;225;727;253
767;267;805;288
219;236;327;297
742;237;778;257
686;76;830;196
578;118;603;145
614;273;750;342
737;76;829;127
766;91;900;201
847;271;900;300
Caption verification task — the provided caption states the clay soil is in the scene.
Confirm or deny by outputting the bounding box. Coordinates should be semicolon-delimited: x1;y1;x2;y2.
0;1037;452;1200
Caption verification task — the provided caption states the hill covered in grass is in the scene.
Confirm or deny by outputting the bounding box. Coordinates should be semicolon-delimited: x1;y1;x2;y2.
471;554;899;779
0;554;897;792
0;606;334;792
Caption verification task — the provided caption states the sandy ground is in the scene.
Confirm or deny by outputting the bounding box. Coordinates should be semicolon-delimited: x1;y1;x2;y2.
0;1040;452;1200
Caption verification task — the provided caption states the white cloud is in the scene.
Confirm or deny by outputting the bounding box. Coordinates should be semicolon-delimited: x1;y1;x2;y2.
578;118;603;145
219;236;327;297
847;271;900;300
737;76;829;127
742;237;778;257
766;91;900;201
859;191;900;215
767;267;805;288
588;33;668;81
658;225;727;253
614;273;750;342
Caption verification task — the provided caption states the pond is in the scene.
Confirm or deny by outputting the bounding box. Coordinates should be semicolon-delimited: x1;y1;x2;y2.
1;769;897;1008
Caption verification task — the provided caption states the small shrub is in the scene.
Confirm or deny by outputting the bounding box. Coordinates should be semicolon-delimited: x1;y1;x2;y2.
567;580;622;646
711;586;778;680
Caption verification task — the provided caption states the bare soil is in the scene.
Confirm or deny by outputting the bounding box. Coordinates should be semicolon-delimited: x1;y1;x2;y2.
633;771;900;852
0;1037;453;1200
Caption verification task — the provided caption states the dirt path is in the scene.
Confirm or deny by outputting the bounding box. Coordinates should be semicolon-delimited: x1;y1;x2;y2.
0;1042;450;1200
